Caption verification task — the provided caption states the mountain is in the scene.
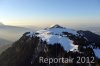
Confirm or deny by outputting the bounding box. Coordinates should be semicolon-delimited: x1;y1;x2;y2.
0;25;100;66
0;24;32;54
75;26;100;35
78;30;100;45
0;24;32;42
0;23;34;53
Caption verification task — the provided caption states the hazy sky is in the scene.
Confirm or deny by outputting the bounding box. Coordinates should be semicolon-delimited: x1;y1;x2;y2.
0;0;100;27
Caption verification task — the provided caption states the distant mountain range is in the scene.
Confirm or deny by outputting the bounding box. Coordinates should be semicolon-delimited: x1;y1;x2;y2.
0;23;32;42
0;23;33;54
0;24;100;66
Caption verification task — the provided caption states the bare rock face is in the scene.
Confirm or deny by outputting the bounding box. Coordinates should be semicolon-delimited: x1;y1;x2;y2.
0;25;100;66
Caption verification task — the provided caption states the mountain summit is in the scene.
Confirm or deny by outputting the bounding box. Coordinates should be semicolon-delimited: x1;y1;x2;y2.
26;25;79;51
50;24;65;28
0;25;100;66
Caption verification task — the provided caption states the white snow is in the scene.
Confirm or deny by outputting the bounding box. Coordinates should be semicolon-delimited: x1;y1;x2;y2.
26;32;34;37
93;49;100;58
37;27;78;36
36;25;78;51
26;25;79;51
49;27;78;35
37;33;78;51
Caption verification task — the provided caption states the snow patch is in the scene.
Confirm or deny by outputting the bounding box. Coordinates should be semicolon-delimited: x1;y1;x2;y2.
37;28;78;36
37;34;78;51
26;32;35;37
93;49;100;58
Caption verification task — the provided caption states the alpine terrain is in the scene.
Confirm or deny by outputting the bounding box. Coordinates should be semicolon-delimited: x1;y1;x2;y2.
0;25;100;66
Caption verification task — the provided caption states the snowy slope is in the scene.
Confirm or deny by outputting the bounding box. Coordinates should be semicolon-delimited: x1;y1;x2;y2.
93;49;100;58
26;25;79;51
26;25;100;58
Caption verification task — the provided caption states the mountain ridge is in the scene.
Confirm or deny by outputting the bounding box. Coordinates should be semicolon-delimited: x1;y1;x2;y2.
0;24;32;42
0;25;100;66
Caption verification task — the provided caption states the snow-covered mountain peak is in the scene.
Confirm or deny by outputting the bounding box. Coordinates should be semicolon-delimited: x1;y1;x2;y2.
49;24;65;29
26;25;80;51
1;25;100;66
38;24;78;36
